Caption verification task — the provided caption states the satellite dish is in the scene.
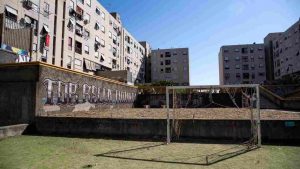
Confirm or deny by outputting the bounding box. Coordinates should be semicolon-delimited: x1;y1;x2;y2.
24;16;32;24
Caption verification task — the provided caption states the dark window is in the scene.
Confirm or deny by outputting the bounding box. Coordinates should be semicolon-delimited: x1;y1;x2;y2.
160;61;163;65
236;73;241;78
251;73;255;79
52;58;55;65
53;36;56;55
242;64;249;70
75;41;82;54
165;60;171;65
241;48;248;54
242;56;248;62
243;73;250;79
160;69;164;72
5;6;18;21
165;67;171;73
250;48;254;53
165;52;171;57
160;54;163;58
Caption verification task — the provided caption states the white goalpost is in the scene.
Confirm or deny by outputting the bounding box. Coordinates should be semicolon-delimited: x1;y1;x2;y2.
166;84;261;148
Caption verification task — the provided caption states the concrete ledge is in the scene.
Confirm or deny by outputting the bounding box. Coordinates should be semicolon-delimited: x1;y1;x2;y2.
0;124;29;139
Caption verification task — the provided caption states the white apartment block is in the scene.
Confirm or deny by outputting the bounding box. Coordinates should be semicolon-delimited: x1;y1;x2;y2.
264;19;300;80
0;0;145;84
151;48;190;86
219;44;266;85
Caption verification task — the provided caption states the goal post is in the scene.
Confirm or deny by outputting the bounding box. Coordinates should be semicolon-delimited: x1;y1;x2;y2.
165;84;261;147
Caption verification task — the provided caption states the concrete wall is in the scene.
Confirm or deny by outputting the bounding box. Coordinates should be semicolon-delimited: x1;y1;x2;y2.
36;117;300;142
0;124;28;139
0;62;138;126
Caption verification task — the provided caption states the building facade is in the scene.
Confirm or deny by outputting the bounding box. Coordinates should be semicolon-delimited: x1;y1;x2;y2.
0;0;146;84
219;44;266;85
264;19;300;80
151;48;189;85
139;41;151;83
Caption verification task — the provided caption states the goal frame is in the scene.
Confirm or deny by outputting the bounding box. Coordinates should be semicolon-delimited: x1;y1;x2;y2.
165;84;261;147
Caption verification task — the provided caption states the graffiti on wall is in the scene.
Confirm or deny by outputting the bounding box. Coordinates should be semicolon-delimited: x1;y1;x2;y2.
1;44;30;63
43;78;137;105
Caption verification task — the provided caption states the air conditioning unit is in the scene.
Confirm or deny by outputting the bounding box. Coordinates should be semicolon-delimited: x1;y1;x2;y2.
23;0;33;9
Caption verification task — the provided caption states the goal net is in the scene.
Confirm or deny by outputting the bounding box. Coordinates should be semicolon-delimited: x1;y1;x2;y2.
166;85;261;163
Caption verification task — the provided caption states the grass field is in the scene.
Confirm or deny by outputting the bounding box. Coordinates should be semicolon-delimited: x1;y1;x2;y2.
0;136;300;169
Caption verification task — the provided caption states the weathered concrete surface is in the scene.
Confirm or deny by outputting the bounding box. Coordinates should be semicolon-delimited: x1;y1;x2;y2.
0;62;138;126
36;117;300;142
0;49;18;64
0;124;28;139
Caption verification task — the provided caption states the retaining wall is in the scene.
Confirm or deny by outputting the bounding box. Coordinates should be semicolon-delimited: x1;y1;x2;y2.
36;117;300;142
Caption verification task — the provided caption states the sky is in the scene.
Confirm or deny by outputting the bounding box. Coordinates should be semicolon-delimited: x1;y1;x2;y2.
99;0;300;85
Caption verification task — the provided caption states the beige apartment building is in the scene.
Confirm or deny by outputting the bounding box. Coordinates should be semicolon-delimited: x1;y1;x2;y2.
151;48;190;85
264;19;300;80
219;44;266;85
0;0;145;84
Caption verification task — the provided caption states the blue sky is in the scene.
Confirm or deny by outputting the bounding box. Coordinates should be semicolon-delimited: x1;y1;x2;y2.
99;0;300;85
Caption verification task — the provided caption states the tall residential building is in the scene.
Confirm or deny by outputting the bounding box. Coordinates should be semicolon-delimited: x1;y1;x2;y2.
264;19;300;80
219;44;266;85
139;41;151;83
151;48;189;85
0;0;146;84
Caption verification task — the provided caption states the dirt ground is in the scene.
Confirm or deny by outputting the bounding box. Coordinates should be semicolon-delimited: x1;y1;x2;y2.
43;108;300;120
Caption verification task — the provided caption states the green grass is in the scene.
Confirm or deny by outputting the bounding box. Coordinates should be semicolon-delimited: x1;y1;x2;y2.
0;136;299;169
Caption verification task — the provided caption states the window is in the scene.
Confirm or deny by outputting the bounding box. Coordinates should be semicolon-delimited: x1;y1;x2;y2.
258;47;263;51
95;8;100;15
95;22;100;30
259;64;264;68
109;31;112;38
234;49;239;52
243;73;250;79
259;72;265;76
225;73;230;79
258;55;264;59
250;48;254;53
74;59;82;66
165;60;171;65
5;6;18;21
165;67;172;73
77;0;84;4
241;48;248;54
112;35;117;44
235;56;240;61
242;56;248;62
83;29;90;39
236;73;241;78
84;45;89;54
100;39;105;47
235;65;240;69
84;13;90;23
101;25;105;33
100;11;105;20
95;51;99;58
44;2;50;16
86;0;91;6
224;56;229;61
68;37;73;50
69;0;74;9
160;54;163;58
223;49;229;53
225;65;229;69
242;64;249;70
160;69;164;72
160;61;163;65
251;73;255;79
75;41;82;54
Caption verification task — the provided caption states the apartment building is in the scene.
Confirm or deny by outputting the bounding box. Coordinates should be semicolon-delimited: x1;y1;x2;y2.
139;41;151;83
219;44;266;85
123;28;145;83
151;48;189;85
0;0;145;84
264;19;300;80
